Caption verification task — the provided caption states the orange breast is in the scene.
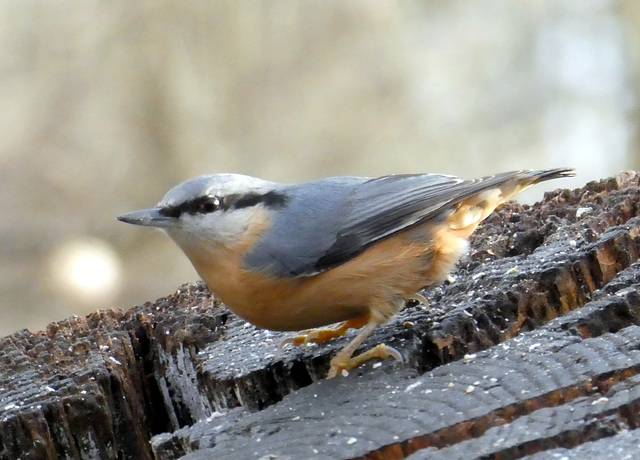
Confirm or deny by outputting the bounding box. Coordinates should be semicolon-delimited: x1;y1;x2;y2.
181;218;471;331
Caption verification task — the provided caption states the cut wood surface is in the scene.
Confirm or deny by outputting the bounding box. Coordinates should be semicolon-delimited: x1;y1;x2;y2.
2;172;640;459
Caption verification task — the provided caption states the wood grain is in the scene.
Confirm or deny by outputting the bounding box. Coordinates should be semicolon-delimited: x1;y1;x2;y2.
3;172;640;459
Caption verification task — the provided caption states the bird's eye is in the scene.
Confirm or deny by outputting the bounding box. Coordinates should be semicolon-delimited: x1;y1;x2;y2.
199;197;220;213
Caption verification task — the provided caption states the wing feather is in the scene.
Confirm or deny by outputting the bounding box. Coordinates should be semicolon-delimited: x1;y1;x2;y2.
242;169;572;277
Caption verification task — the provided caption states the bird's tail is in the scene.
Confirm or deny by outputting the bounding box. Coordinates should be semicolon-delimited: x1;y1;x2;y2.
446;167;575;234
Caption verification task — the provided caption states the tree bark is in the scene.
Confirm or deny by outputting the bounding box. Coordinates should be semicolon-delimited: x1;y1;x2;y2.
2;172;640;460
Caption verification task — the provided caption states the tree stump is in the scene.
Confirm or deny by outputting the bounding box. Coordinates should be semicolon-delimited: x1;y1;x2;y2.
3;172;640;460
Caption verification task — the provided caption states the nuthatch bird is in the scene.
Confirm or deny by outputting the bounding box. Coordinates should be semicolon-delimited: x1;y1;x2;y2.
118;168;574;378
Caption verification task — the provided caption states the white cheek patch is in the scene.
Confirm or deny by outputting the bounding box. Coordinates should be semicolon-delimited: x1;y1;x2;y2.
165;207;265;252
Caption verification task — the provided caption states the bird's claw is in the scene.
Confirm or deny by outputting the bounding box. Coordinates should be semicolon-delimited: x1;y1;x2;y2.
406;292;429;306
277;317;369;356
327;343;403;378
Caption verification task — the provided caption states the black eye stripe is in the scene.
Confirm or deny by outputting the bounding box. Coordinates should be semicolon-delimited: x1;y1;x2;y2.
159;196;220;217
158;206;181;218
160;191;288;217
225;191;288;210
199;197;221;213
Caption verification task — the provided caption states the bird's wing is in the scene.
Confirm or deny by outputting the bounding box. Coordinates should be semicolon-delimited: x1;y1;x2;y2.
243;169;572;277
308;173;480;273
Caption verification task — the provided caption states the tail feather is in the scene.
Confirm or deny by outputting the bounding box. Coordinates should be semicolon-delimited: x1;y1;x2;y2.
523;167;575;183
446;167;575;234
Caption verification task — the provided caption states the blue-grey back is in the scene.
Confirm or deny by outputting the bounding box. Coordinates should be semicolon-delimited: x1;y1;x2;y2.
241;169;569;278
242;174;463;277
243;176;366;276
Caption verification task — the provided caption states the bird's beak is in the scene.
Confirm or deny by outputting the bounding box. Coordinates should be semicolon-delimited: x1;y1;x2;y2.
117;208;176;228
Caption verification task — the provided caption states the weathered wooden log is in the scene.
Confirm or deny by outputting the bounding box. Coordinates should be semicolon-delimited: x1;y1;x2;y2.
2;172;640;459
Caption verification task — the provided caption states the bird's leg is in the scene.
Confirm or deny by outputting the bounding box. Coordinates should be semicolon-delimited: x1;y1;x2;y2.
327;319;403;378
278;315;370;352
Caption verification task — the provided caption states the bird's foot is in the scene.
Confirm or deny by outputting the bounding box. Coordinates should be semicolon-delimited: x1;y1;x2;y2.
278;316;369;352
327;343;403;378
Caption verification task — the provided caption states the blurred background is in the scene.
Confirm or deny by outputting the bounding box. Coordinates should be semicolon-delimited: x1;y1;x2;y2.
1;0;638;336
